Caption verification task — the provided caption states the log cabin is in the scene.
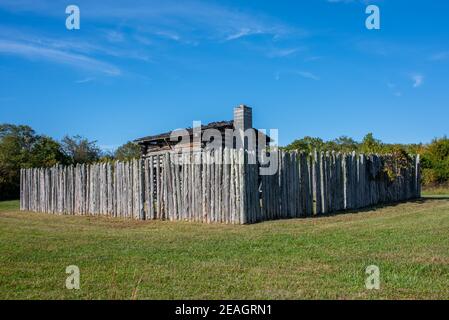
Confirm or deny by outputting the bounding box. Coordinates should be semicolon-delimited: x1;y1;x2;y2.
134;105;271;157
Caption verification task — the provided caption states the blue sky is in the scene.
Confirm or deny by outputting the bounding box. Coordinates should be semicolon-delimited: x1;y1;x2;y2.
0;0;448;150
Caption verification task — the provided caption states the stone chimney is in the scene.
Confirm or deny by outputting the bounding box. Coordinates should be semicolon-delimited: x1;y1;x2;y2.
233;104;253;131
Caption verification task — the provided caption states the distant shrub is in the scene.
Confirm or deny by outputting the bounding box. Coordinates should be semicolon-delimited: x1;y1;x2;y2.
421;168;438;186
421;137;449;185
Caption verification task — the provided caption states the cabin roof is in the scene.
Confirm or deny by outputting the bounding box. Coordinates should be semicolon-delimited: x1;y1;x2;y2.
134;120;271;144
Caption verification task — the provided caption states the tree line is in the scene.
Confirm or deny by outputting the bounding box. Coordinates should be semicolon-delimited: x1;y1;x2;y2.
1;124;448;200
284;133;449;187
0;124;140;200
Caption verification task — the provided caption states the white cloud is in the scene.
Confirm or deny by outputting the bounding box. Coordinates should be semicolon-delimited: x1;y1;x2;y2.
0;0;302;43
105;30;125;43
75;77;95;84
411;74;423;88
296;71;320;81
276;70;320;81
387;82;396;89
154;30;181;41
0;0;311;75
386;82;402;97
0;39;121;76
0;25;152;63
429;51;449;61
226;28;252;41
304;56;322;62
266;47;302;58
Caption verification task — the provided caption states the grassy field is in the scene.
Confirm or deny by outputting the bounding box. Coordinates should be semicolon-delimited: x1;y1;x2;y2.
1;195;449;300
422;185;449;196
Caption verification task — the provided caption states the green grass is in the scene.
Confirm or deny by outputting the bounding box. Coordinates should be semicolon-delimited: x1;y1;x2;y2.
1;197;449;300
422;186;449;196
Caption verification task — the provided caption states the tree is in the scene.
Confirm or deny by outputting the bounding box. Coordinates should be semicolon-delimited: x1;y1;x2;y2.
0;124;67;200
284;136;325;153
99;151;115;163
29;136;68;167
333;136;358;153
0;124;37;150
0;135;25;200
61;135;101;164
285;136;360;153
421;137;449;185
360;133;383;154
114;142;141;161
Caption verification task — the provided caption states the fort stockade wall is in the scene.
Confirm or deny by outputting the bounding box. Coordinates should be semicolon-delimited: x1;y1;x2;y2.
20;149;421;224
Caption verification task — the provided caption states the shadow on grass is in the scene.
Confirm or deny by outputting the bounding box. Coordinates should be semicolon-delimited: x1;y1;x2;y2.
4;197;448;225
313;196;449;219
421;196;449;200
251;196;449;224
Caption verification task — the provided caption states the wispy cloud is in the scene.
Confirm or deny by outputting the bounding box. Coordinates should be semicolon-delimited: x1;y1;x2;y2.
75;77;95;84
354;38;424;59
0;0;302;43
104;30;125;43
429;51;449;61
304;56;323;62
225;28;258;41
0;24;151;57
0;39;121;75
275;70;320;81
386;82;402;97
387;82;396;89
411;74;424;88
0;0;312;81
154;30;181;41
296;71;320;81
266;47;302;58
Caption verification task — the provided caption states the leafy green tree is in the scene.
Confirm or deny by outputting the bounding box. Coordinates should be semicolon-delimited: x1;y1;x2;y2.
99;152;115;163
284;136;325;153
61;135;101;164
285;136;359;153
0;124;67;200
0;125;37;200
114;141;141;161
421;137;449;185
0;135;25;200
0;124;37;150
360;133;383;154
29;136;68;167
333;136;358;153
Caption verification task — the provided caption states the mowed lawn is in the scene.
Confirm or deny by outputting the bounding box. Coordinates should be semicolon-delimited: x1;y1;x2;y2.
1;194;449;300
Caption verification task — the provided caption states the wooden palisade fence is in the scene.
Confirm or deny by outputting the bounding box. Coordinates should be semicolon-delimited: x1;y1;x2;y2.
20;149;421;224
